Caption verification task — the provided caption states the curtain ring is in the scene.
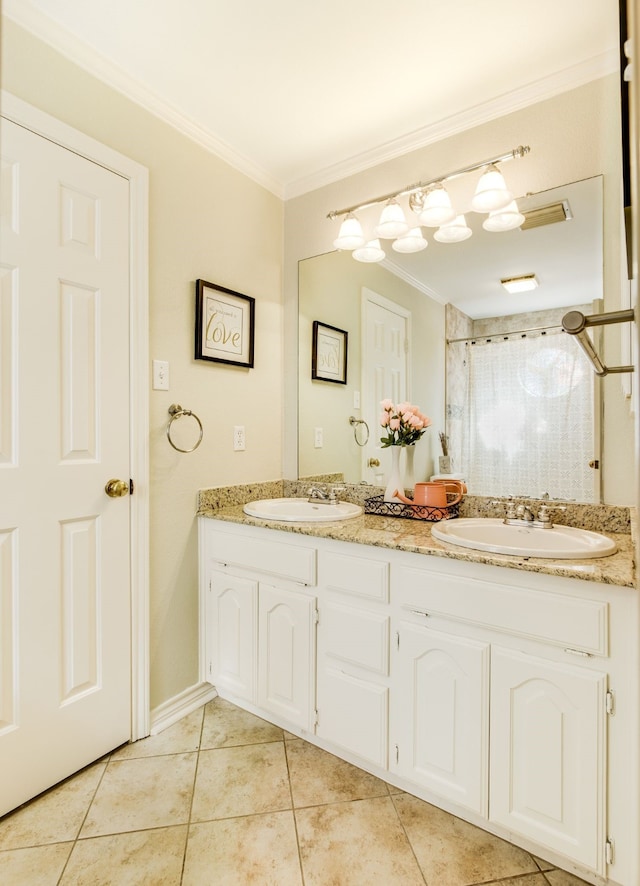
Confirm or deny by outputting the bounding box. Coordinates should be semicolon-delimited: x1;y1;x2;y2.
166;404;203;453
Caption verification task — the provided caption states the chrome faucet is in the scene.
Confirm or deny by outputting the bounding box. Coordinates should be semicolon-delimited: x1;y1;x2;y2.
499;500;566;529
307;485;329;500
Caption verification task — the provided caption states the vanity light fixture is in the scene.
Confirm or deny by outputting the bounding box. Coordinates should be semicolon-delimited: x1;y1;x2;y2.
470;164;513;212
391;227;428;253
374;198;409;239
327;145;530;263
332;212;366;250
483;201;525;232
353;239;386;263
501;274;539;294
433;214;473;243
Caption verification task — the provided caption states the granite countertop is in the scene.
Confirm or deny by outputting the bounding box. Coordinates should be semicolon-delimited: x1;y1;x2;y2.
197;481;636;588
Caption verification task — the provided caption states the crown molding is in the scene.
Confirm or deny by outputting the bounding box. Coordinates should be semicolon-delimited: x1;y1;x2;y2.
381;258;447;304
5;1;617;203
284;50;619;200
3;0;285;197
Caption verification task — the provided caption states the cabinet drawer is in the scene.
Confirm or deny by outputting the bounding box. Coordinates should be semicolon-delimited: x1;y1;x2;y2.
396;566;608;656
322;601;389;675
319;550;389;601
209;529;316;585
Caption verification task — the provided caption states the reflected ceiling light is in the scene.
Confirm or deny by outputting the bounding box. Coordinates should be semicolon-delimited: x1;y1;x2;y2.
332;212;365;250
471;164;513;213
374;198;409;239
482;201;525;232
327;145;530;261
392;227;428;253
433;215;472;243
353;239;385;263
501;274;539;294
414;184;456;227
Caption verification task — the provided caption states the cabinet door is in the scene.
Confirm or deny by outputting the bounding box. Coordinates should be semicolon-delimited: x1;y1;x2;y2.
490;647;606;875
392;623;490;816
208;569;257;702
258;584;316;730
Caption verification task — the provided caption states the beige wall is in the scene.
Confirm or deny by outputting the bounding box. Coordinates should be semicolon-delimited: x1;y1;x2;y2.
2;19;284;709
284;75;635;505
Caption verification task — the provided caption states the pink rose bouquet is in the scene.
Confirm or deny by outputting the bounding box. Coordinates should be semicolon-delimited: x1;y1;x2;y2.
379;399;431;447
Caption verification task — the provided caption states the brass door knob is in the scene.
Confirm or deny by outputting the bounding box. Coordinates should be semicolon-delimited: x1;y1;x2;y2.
105;478;129;498
368;458;380;468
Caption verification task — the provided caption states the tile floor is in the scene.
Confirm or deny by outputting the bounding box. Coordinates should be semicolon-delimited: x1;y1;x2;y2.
0;697;592;885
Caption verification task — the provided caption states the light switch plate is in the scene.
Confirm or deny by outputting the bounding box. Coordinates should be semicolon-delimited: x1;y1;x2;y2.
152;360;169;390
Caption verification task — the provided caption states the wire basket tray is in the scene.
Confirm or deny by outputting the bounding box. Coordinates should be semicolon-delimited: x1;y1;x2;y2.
364;494;459;522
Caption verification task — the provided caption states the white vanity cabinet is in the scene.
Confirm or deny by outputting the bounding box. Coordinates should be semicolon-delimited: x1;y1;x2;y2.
199;517;636;884
200;521;318;731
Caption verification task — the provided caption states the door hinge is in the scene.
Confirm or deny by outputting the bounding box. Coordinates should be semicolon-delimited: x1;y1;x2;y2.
605;837;615;866
314;709;319;728
396;631;400;651
606;690;615;715
129;478;135;494
395;743;399;764
314;607;319;625
208;660;213;677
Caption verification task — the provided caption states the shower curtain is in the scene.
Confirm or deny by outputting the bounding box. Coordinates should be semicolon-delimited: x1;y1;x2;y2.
456;330;596;501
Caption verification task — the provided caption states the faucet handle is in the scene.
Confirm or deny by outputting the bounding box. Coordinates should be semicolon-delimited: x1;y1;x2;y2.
537;504;567;524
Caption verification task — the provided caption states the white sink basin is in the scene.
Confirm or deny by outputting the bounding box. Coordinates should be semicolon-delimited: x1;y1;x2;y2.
431;518;617;559
243;497;363;522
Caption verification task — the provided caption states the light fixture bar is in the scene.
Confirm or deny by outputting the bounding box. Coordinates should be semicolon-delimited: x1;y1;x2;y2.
326;146;530;220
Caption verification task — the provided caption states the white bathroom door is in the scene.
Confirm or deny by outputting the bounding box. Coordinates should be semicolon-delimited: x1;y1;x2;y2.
0;119;132;815
361;289;410;484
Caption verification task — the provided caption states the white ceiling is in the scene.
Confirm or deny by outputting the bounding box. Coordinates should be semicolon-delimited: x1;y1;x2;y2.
5;0;619;198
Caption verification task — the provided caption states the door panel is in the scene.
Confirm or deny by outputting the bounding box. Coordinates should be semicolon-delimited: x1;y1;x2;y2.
0;120;132;815
361;289;410;484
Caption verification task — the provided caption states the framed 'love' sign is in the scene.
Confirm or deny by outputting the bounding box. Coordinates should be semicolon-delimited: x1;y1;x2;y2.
195;279;255;368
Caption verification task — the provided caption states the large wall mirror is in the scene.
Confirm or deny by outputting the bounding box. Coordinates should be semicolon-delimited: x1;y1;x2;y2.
296;156;632;504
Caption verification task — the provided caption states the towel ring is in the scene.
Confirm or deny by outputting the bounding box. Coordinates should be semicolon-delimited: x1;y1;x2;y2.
349;415;370;447
166;404;203;453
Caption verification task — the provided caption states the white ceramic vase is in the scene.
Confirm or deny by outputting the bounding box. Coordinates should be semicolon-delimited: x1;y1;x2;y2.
404;445;415;488
384;446;404;502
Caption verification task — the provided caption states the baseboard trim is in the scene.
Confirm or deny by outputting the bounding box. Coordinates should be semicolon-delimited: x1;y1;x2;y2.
149;682;217;735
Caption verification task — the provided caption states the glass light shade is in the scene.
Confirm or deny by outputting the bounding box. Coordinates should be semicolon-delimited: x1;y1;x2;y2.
482;201;525;232
374;199;409;239
333;213;365;250
392;227;428;253
417;185;456;227
353;239;385;263
471;165;513;213
433;214;472;243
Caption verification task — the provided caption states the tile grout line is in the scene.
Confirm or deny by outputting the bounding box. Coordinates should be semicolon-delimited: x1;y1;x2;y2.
179;704;207;885
55;749;114;886
387;792;428;885
283;735;307;886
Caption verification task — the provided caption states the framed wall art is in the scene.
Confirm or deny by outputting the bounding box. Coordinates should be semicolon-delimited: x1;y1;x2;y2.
195;279;255;367
311;320;348;384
